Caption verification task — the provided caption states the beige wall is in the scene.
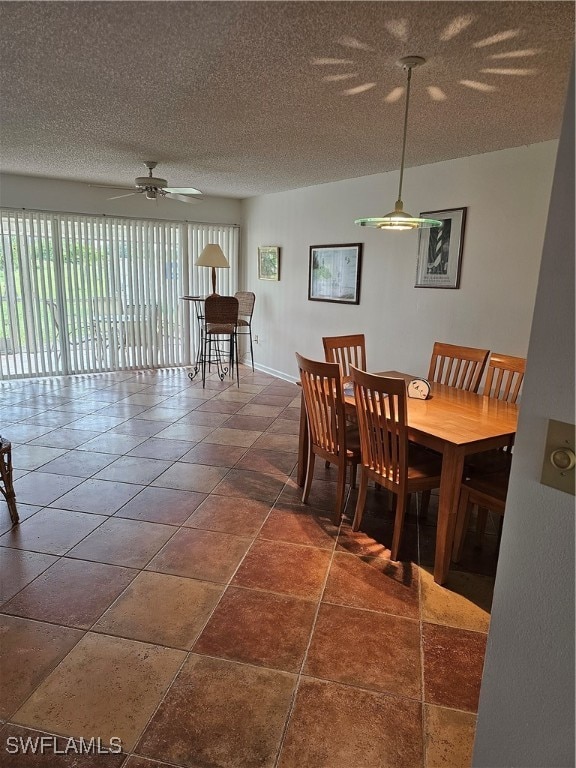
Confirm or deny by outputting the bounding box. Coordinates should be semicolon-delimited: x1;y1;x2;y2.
0;173;241;225
473;64;574;767
240;141;557;381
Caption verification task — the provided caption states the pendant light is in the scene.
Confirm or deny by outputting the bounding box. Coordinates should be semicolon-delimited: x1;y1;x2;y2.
355;56;442;231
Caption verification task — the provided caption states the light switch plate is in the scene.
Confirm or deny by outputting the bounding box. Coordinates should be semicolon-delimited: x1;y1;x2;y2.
540;419;575;496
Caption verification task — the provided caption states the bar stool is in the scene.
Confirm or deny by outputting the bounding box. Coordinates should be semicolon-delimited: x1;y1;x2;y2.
234;292;256;371
0;437;19;525
200;295;240;387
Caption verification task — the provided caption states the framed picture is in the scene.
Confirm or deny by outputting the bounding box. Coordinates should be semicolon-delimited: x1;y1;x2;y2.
258;246;280;281
308;243;362;305
415;207;467;289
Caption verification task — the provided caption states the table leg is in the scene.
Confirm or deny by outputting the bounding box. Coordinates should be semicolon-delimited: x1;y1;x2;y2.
434;444;465;584
188;304;204;381
297;392;308;487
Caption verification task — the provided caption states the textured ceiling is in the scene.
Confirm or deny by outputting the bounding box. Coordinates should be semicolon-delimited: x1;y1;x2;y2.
0;1;573;199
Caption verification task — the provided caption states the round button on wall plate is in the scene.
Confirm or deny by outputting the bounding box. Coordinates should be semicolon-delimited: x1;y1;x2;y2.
550;447;576;472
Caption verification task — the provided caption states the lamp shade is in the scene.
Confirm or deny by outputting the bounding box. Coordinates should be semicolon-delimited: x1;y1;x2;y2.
195;244;230;269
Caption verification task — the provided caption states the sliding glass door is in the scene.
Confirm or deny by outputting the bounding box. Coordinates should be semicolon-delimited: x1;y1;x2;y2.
0;209;238;379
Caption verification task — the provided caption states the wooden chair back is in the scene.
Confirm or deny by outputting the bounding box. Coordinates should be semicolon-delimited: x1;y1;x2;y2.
296;353;346;457
322;334;366;381
483;352;526;403
427;341;489;392
350;367;408;488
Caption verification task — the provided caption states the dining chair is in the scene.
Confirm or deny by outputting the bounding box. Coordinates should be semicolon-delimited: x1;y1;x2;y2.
234;291;256;371
322;334;367;384
0;436;18;525
200;295;239;387
91;296;124;361
43;299;92;360
467;352;525;472
452;469;509;562
350;367;442;561
483;352;526;403
295;352;361;525
427;341;490;392
322;334;367;468
123;303;162;350
462;352;525;539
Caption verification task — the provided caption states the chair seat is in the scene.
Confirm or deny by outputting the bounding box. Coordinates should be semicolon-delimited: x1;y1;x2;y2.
407;444;441;473
407;461;442;481
366;445;441;483
344;426;361;457
462;470;509;502
206;322;235;334
465;449;512;477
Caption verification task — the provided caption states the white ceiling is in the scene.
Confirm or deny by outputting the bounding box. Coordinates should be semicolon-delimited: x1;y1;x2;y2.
0;1;573;199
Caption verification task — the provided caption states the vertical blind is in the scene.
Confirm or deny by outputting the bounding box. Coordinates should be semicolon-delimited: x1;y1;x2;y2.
0;209;239;379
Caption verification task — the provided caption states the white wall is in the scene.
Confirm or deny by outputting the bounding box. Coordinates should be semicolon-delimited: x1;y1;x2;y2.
0;173;241;225
473;63;575;767
241;141;557;382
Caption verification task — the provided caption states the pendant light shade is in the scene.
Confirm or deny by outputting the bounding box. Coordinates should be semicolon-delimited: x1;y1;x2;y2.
355;56;442;231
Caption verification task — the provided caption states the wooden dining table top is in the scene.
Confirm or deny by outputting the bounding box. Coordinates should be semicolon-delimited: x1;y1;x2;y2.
344;370;518;447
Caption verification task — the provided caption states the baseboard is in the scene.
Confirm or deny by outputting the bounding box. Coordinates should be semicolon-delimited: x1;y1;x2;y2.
239;356;298;384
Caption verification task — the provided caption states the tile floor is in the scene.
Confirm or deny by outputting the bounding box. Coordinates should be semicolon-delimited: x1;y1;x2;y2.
0;365;500;767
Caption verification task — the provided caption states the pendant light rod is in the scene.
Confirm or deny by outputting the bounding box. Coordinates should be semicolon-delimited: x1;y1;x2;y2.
355;54;442;231
396;63;413;207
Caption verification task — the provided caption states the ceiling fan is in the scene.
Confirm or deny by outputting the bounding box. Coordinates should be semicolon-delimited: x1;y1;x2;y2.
90;161;202;203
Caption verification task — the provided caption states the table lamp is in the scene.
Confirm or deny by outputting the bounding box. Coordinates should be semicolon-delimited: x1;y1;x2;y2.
195;244;230;295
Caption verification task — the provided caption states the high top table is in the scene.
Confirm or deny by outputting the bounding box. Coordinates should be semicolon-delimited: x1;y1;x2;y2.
297;371;518;585
180;295;206;380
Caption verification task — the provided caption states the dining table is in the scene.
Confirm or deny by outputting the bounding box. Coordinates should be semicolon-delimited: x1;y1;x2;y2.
296;370;518;585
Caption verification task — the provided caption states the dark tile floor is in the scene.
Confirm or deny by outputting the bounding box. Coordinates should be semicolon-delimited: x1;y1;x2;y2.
0;365;500;767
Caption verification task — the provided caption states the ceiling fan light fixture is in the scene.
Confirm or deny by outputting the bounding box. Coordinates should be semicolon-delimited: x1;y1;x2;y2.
136;176;167;188
90;160;202;202
355;56;442;233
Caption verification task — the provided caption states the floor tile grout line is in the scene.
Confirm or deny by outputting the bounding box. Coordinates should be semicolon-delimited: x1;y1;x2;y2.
67;427;295;759
416;494;428;768
2;618;90;724
12;413;310;524
271;487;347;768
287;669;429;706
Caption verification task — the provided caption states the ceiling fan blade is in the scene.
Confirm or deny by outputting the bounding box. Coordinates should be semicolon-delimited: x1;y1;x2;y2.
89;184;135;191
164;186;202;195
165;192;201;204
108;192;137;200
